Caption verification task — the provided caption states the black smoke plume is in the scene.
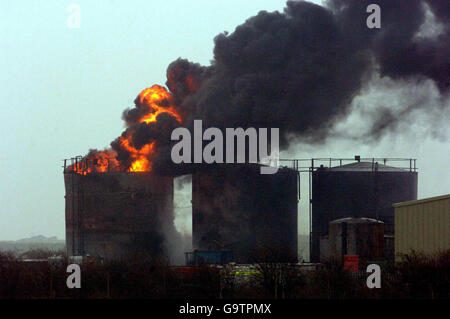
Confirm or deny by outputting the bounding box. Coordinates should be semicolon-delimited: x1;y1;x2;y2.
80;0;449;174
163;0;448;149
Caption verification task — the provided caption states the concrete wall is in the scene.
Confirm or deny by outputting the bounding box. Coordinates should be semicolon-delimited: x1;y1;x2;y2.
394;194;450;259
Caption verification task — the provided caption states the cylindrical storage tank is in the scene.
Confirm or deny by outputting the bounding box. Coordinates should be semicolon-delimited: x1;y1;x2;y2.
192;164;298;263
64;172;174;260
328;217;384;262
311;161;417;262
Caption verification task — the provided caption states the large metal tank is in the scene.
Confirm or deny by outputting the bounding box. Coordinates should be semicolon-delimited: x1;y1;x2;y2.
328;217;384;262
311;161;417;262
192;164;298;263
64;172;174;260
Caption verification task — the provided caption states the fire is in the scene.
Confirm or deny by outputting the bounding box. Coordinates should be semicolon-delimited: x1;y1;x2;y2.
118;137;155;172
68;150;119;174
69;85;181;174
138;85;182;123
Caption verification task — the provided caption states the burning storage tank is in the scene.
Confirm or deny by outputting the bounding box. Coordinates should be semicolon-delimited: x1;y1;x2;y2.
328;217;384;262
192;164;298;263
64;166;174;260
311;160;417;263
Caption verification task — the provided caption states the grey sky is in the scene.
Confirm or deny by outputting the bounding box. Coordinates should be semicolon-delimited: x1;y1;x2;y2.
1;0;448;240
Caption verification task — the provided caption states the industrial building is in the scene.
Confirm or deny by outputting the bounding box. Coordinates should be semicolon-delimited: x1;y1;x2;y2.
63;156;421;265
192;164;299;263
64;165;175;260
394;194;450;259
310;159;418;262
326;217;384;262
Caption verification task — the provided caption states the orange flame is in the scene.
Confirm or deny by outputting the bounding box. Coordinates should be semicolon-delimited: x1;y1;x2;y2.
138;85;182;123
118;136;155;172
70;85;181;174
69;150;119;174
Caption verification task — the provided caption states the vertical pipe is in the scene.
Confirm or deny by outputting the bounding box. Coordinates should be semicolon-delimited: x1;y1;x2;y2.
342;222;347;258
309;166;312;263
71;167;75;256
374;163;379;222
78;176;84;255
77;177;80;255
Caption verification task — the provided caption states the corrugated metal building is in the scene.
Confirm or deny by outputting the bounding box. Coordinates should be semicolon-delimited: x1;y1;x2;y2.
394;194;450;259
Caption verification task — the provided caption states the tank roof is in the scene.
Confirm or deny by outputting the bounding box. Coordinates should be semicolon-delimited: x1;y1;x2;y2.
330;217;384;224
327;161;408;172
